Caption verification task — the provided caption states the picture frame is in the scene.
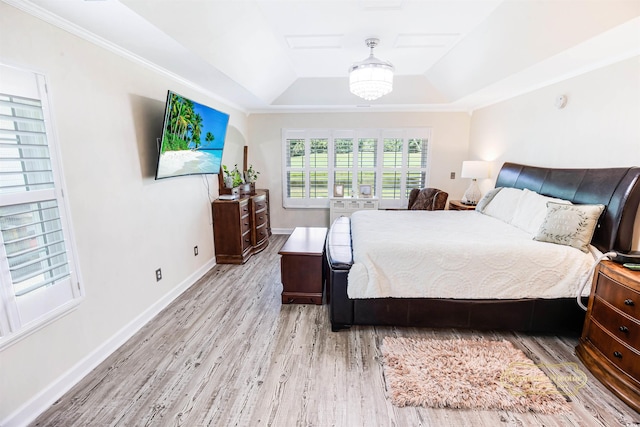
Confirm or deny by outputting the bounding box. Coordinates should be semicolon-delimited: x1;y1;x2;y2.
359;184;372;198
333;184;344;198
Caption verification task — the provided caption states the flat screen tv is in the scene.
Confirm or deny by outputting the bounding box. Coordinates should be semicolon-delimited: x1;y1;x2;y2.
155;90;229;179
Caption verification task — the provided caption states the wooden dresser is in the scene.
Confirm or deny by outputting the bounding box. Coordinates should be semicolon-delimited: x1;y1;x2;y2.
212;189;271;264
576;261;640;411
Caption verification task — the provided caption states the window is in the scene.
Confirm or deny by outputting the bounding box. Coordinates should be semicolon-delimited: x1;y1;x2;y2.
0;64;82;348
282;128;431;208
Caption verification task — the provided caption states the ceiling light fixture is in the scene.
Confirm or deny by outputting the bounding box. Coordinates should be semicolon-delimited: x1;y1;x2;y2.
349;38;394;101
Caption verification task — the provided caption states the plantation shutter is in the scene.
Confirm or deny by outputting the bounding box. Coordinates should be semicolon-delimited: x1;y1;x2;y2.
282;128;431;209
405;136;429;197
333;132;354;197
381;135;404;200
284;130;306;202
0;64;81;345
309;137;328;198
357;136;377;195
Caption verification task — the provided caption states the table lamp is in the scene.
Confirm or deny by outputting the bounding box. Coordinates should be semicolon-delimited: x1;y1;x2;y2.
461;161;489;205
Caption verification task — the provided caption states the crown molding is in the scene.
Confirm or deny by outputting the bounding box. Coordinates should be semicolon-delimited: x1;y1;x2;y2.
248;103;472;115
3;0;247;114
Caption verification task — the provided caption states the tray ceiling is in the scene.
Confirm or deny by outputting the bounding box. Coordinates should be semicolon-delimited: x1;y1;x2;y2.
8;0;640;112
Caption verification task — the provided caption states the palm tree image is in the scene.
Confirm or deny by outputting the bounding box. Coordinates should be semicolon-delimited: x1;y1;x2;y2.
161;93;227;153
156;91;230;179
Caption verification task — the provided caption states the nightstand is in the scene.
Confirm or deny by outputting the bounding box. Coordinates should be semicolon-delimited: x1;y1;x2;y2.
449;200;476;211
576;261;640;411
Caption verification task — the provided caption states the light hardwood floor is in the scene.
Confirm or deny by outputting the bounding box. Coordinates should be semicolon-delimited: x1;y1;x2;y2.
32;235;639;426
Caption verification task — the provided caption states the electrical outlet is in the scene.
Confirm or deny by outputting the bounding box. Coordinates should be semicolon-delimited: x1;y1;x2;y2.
450;172;456;179
194;246;198;256
155;268;162;281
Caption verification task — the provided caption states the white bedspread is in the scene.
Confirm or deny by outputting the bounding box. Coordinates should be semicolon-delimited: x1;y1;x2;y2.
347;210;597;299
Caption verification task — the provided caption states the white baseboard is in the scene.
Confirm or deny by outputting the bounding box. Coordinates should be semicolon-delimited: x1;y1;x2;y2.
272;227;294;234
2;258;217;427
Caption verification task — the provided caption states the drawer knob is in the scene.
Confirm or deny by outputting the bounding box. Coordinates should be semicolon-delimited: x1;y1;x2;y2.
613;351;623;359
624;299;635;306
619;326;629;333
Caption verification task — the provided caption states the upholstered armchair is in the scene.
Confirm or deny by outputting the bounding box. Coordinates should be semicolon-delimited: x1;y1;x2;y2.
407;188;448;210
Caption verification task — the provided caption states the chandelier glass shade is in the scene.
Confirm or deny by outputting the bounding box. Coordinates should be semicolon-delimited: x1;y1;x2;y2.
349;38;394;101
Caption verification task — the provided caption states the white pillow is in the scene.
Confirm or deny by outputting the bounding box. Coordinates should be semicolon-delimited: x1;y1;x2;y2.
511;189;572;235
480;187;524;223
534;202;605;252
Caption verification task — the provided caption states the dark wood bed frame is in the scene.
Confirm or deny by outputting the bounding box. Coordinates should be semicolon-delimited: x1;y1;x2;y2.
324;162;640;334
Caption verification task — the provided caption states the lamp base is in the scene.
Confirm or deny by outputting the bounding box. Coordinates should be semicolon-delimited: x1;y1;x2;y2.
461;180;481;205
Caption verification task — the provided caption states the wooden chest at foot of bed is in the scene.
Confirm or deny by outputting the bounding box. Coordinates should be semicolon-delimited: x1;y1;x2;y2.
279;227;328;305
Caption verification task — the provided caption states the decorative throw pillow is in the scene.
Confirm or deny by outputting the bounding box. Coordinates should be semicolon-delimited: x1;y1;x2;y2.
534;202;605;252
475;187;502;213
511;189;572;235
480;187;524;223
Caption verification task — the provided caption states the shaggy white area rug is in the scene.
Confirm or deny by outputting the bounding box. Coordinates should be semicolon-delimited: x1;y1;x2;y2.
381;337;571;414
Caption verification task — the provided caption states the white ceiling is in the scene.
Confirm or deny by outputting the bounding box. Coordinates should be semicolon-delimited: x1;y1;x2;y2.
8;0;640;113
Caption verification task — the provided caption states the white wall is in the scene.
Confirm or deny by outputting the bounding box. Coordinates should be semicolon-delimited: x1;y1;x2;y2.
248;112;471;230
2;1;638;422
468;56;640;249
0;3;246;423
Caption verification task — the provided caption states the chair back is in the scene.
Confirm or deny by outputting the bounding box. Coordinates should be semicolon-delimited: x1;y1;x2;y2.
407;188;448;210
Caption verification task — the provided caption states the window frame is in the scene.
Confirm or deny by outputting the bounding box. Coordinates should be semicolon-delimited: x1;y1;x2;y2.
282;128;432;209
0;64;84;349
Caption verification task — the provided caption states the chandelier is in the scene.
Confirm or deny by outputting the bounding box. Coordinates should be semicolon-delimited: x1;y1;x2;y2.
349;38;394;101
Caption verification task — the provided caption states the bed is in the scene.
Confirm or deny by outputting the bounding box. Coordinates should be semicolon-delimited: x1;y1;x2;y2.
324;162;640;334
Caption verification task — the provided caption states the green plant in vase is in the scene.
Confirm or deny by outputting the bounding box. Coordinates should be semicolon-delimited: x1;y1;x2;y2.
245;164;260;183
222;164;244;188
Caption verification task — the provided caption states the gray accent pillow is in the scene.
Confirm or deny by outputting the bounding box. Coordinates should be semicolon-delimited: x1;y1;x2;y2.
475;187;503;213
534;202;605;252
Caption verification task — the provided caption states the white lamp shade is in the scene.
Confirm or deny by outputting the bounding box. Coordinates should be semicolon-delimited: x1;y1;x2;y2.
461;161;489;179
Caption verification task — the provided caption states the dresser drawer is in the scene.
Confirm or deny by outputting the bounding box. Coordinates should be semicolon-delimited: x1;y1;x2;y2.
361;200;377;209
254;223;268;245
331;200;347;210
587;320;640;380
239;200;250;217
346;200;360;210
592;297;640;350
240;216;251;234
241;230;252;252
595;272;640;318
254;210;268;228
252;194;267;211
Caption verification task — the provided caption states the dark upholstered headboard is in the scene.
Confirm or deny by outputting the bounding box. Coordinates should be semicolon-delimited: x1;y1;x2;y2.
495;162;640;253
